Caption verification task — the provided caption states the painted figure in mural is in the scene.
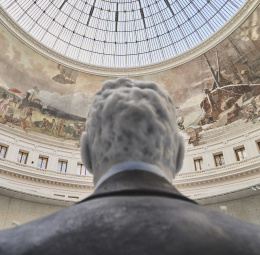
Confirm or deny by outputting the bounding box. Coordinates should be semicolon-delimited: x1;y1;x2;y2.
221;97;237;111
11;94;19;109
244;98;259;123
71;122;85;138
20;119;30;133
52;64;79;85
177;116;185;130
1;91;7;99
57;119;66;137
2;105;14;121
24;107;36;126
73;123;79;136
0;78;259;254
51;119;57;135
226;103;242;125
40;118;50;131
240;69;252;85
186;126;203;146
220;69;241;85
0;97;13;113
242;91;253;102
198;113;214;126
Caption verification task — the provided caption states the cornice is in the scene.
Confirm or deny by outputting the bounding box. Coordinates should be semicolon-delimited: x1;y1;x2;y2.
196;184;260;204
1;155;259;191
0;158;94;189
0;0;259;77
174;154;260;186
196;120;260;147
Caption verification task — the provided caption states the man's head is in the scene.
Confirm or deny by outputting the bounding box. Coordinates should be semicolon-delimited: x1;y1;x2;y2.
81;78;184;184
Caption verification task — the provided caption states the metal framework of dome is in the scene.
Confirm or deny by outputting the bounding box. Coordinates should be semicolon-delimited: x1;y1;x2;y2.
0;0;245;67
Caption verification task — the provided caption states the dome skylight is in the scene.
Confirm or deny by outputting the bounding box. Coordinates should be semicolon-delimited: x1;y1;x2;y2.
0;0;245;67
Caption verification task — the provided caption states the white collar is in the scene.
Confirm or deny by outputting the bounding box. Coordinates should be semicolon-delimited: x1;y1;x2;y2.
94;161;172;191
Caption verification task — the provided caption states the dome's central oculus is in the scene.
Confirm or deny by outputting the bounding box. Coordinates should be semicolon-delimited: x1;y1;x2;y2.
0;0;245;67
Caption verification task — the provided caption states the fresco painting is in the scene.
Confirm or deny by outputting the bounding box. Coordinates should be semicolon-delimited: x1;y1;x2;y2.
0;5;260;146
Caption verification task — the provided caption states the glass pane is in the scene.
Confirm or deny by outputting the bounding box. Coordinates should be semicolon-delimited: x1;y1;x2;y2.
0;148;6;158
77;165;81;174
57;162;61;172
215;156;220;166
243;150;247;159
221;155;225;165
77;165;81;175
200;160;204;170
238;151;243;161
17;153;22;163
21;154;27;164
0;0;245;67
195;160;199;170
37;158;42;168
62;162;67;173
82;165;86;175
42;159;47;169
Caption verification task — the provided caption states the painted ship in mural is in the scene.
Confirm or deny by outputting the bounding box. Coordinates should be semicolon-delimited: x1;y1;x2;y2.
186;50;260;146
200;51;260;123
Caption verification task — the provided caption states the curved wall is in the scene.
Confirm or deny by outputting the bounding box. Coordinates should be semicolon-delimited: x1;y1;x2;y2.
0;120;259;228
0;2;260;229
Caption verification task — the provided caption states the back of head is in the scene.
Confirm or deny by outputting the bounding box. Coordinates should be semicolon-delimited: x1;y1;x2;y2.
81;78;184;184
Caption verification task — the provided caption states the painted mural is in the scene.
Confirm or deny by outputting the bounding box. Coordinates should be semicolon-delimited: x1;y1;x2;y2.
0;23;115;147
0;5;260;147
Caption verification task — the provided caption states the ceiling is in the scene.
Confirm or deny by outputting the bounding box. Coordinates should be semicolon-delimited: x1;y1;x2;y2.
0;0;245;67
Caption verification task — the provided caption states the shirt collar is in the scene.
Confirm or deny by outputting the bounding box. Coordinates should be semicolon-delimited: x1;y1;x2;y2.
94;161;172;191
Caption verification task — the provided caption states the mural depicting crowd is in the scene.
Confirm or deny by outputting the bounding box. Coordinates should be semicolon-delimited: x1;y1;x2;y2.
0;88;85;143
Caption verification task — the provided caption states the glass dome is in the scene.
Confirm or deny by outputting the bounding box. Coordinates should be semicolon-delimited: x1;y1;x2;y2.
0;0;245;67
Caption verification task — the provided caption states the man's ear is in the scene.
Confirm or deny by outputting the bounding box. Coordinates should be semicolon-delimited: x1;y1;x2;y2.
176;135;185;173
80;131;92;173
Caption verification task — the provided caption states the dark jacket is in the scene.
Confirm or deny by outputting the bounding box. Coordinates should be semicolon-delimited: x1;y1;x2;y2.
0;170;259;255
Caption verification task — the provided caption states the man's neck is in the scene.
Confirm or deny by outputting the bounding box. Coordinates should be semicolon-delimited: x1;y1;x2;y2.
94;161;172;191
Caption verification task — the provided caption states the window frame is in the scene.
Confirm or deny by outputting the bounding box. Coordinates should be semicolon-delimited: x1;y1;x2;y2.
17;150;29;164
57;160;68;173
77;163;87;175
257;141;260;153
194;158;203;171
214;153;225;167
234;147;247;161
0;144;8;159
37;156;48;169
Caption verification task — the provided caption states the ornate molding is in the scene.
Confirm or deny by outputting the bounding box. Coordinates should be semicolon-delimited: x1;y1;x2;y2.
1;154;260;192
175;155;260;184
0;157;93;189
0;0;259;77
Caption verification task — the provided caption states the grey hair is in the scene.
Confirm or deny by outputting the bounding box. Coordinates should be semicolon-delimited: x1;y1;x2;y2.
81;78;184;181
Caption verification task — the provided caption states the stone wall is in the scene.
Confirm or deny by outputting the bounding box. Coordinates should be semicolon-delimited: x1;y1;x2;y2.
0;194;65;230
206;193;260;225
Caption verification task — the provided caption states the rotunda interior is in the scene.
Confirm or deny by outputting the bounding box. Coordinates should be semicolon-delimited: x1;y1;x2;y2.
0;0;259;230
